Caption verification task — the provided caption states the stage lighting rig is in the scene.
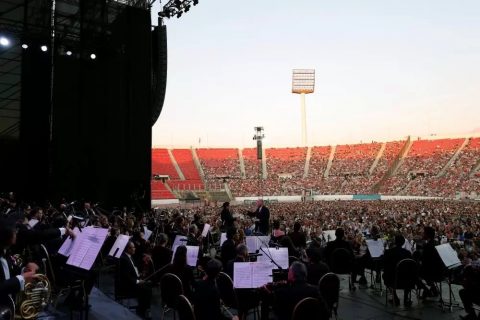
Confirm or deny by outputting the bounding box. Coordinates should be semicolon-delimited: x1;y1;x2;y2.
158;0;198;20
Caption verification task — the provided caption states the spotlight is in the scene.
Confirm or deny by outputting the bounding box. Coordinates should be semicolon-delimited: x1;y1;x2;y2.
193;0;198;5
41;45;48;52
90;53;96;60
21;44;28;49
0;37;10;47
66;50;72;56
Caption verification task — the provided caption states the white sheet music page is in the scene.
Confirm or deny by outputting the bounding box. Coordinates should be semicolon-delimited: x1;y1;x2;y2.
67;227;108;270
108;234;130;258
58;227;80;257
435;243;461;268
252;262;274;288
143;227;153;241
323;230;336;242
366;239;385;258
173;235;188;248
201;224;211;237
257;236;271;250
233;262;253;289
220;233;227;246
246;237;257;253
257;247;289;269
171;245;199;267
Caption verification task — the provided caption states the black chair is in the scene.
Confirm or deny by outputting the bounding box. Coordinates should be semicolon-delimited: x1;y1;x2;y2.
319;273;340;319
160;273;184;320
291;297;326;320
217;272;259;320
177;295;196;320
385;258;419;306
329;248;355;291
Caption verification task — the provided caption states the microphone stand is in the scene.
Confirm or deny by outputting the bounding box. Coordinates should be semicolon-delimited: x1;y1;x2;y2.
254;234;283;270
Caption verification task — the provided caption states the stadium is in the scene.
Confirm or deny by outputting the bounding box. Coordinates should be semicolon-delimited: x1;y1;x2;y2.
151;136;480;205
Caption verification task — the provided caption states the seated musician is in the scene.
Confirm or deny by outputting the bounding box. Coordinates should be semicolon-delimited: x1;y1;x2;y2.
0;222;40;313
459;261;480;320
383;235;412;307
288;222;307;249
193;258;238;320
151;233;173;273
163;245;194;298
119;241;152;319
323;228;354;265
271;220;285;242
263;261;329;320
305;247;329;286
419;227;442;298
187;225;201;246
221;228;237;269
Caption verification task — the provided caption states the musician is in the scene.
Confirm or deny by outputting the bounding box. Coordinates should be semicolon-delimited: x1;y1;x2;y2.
193;258;238;320
323;228;354;264
383;235;412;306
288;222;307;249
249;200;270;235
151;233;173;273
163;245;194;298
459;263;480;320
305;247;329;286
220;228;237;269
419;226;442;298
220;202;235;230
264;261;329;320
119;241;152;319
0;222;39;310
187;225;201;247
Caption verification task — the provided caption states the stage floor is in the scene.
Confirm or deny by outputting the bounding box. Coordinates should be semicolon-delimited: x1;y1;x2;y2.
53;272;467;320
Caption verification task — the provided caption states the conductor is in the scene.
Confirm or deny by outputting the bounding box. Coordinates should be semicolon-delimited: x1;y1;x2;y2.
248;199;270;235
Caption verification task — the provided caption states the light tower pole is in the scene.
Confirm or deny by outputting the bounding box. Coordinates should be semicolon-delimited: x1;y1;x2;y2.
253;126;265;197
292;69;315;146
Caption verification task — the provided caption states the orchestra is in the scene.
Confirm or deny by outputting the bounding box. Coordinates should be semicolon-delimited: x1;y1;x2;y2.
0;195;480;320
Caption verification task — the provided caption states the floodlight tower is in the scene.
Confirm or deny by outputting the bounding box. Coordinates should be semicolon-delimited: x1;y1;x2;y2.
292;69;315;146
253;126;265;197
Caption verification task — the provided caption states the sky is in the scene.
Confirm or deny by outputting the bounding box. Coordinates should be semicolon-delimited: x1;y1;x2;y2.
151;0;480;148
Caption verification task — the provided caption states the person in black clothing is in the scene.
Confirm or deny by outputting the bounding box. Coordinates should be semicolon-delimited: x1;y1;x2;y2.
323;228;354;266
151;233;173;281
271;261;329;320
289;222;307;249
0;222;38;311
221;228;237;269
459;265;480;320
164;245;195;298
305;247;330;286
419;226;442;298
383;235;413;306
249;200;270;235
220;202;235;231
193;258;238;320
118;241;152;319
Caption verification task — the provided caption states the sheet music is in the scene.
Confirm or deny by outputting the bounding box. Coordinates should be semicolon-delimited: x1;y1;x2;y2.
233;262;273;288
201;224;211;237
108;234;130;258
171;245;199;267
257;247;289;269
245;236;271;253
143;227;153;241
435;243;461;268
173;235;188;248
66;227;108;270
220;233;227;246
323;230;336;242
58;227;80;257
28;219;39;229
366;239;385;258
403;239;413;252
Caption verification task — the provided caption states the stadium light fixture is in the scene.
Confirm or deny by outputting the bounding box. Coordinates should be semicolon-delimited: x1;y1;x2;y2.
21;44;28;49
90;53;96;60
193;0;198;5
292;69;315;147
41;45;48;52
66;50;72;56
0;37;10;47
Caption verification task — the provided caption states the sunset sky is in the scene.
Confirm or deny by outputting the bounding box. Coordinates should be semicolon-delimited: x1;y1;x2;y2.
151;0;480;148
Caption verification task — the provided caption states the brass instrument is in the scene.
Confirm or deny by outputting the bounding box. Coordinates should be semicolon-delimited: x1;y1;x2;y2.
16;274;51;319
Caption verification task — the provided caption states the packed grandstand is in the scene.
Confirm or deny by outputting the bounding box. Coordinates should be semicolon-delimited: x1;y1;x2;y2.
151;136;480;201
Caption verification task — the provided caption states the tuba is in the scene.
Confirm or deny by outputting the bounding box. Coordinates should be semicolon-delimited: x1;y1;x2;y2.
16;274;51;319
